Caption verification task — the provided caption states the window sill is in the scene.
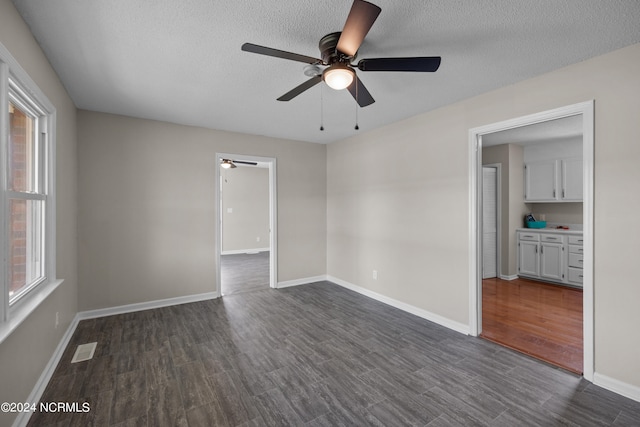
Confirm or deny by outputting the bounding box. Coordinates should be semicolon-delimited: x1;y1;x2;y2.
0;279;63;345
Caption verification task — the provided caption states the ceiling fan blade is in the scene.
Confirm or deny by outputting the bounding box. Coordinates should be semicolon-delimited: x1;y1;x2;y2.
242;43;322;64
347;77;375;107
233;160;258;166
357;57;442;72
277;75;323;101
336;0;382;57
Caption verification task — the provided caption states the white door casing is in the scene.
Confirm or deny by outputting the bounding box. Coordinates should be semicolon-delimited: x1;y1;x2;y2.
469;100;594;381
215;153;278;296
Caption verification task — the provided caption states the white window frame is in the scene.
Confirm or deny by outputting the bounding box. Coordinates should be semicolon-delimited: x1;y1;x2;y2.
0;42;61;344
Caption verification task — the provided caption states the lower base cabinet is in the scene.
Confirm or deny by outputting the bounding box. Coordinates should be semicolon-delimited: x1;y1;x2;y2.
517;230;583;288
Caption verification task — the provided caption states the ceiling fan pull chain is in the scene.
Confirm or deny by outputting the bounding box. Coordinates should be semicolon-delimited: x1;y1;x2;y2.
354;75;360;130
320;83;325;131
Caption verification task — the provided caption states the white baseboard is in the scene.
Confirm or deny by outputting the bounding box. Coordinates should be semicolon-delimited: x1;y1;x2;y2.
327;275;470;335
221;248;270;255
277;275;328;289
13;317;80;427
76;291;219;320
594;372;640;403
499;274;519;280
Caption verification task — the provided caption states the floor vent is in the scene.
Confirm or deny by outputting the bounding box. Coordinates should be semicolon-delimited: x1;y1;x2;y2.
71;342;97;363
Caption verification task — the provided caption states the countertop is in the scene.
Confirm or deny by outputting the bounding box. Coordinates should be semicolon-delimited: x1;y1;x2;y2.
516;227;583;235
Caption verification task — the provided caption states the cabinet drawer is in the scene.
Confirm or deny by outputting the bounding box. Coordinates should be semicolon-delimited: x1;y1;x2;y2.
568;267;584;284
568;235;584;245
519;233;539;242
568;253;584;268
541;234;564;243
569;245;583;254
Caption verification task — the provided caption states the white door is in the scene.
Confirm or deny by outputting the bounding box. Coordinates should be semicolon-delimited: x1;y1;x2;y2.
482;167;497;279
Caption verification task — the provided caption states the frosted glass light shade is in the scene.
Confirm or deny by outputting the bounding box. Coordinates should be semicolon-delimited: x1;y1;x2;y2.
323;65;355;90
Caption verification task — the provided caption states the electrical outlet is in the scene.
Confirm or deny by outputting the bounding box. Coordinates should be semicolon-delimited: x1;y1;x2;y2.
372;270;378;280
256;236;260;242
55;312;59;329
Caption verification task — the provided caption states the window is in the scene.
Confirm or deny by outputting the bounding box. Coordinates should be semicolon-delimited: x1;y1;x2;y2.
8;96;47;303
1;42;59;340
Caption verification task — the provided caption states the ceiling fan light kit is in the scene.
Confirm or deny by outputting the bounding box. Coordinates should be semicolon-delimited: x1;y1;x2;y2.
241;0;441;111
323;63;355;90
220;159;260;169
221;159;236;169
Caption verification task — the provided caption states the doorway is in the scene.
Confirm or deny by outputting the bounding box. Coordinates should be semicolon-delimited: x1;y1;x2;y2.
215;153;277;296
469;101;594;380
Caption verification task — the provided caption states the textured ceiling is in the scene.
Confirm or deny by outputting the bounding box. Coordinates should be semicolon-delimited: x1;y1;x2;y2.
12;0;640;144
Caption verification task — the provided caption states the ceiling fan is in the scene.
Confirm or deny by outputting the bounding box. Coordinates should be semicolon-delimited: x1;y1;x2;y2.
221;159;258;169
241;0;441;107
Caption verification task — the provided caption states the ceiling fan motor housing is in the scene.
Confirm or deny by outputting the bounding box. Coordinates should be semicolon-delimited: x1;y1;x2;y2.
319;32;354;64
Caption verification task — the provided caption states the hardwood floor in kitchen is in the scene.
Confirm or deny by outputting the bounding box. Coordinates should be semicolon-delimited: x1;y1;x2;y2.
481;277;583;374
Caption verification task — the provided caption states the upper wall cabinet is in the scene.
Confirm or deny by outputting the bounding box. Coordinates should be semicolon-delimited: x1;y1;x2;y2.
525;158;583;202
561;158;583;201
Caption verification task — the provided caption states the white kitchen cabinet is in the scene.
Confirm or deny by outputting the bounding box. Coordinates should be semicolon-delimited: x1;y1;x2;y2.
524;158;582;202
562;158;583;201
517;230;582;287
567;235;584;286
518;240;539;276
525;161;557;201
540;242;564;281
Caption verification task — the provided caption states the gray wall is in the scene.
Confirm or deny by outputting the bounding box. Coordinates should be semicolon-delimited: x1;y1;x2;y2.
222;166;270;253
327;43;640;389
77;111;327;310
0;1;78;425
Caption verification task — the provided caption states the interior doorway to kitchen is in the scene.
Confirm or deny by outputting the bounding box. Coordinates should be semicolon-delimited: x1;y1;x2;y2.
469;101;594;379
216;153;277;296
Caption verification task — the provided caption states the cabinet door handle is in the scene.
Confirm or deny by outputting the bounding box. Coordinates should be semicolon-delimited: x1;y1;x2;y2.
553;189;556;198
524;235;534;238
578;259;583;263
562;189;565;198
547;237;557;240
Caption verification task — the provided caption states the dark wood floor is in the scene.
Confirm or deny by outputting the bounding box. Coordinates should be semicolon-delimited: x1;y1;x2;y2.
221;251;269;295
481;277;583;374
28;282;640;426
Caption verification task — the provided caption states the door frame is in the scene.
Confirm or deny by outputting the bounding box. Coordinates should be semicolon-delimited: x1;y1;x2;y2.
468;100;594;381
215;153;278;296
482;164;502;279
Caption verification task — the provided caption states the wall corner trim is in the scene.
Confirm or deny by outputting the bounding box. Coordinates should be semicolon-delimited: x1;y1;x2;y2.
593;372;640;403
327;275;470;335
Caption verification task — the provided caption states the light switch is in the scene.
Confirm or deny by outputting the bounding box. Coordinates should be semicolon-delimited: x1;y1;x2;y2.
227;208;233;213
